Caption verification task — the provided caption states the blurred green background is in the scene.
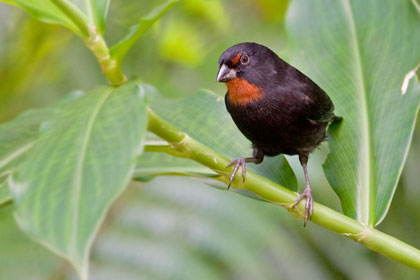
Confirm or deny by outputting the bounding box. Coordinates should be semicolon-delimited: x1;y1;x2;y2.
0;0;420;279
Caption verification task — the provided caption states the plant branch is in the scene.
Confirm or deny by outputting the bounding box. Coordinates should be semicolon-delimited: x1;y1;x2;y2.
85;31;127;85
51;0;126;85
146;108;420;271
51;0;90;38
143;144;186;158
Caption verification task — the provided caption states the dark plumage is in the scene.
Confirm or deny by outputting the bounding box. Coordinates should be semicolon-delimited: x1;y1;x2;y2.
217;42;340;226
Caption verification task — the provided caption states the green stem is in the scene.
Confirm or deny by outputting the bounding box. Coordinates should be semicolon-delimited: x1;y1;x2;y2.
85;32;127;85
51;0;126;85
144;144;186;158
147;108;420;271
51;0;90;38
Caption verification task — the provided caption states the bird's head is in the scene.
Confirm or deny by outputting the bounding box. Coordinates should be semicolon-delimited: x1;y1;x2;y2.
217;43;254;82
217;42;278;105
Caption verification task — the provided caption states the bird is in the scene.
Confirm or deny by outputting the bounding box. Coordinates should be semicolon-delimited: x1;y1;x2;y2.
216;42;341;226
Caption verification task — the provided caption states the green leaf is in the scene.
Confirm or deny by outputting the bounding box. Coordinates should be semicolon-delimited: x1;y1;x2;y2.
146;87;298;191
287;0;420;225
0;205;62;279
87;0;110;34
0;91;85;178
0;92;85;206
0;109;50;176
2;0;81;35
0;179;11;206
9;81;147;278
110;0;179;62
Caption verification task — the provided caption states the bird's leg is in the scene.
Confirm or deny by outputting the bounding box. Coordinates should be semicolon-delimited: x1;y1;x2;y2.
226;148;264;189
292;154;313;226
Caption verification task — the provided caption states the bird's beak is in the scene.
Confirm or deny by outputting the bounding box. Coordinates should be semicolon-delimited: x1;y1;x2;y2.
217;64;236;82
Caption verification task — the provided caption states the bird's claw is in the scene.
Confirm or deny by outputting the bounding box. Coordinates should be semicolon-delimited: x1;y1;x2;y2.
292;187;313;226
226;158;246;189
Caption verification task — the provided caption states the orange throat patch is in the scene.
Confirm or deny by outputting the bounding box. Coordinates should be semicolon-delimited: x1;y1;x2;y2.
226;78;263;105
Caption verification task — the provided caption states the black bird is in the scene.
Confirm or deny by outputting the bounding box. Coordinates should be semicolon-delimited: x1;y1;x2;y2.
216;42;340;226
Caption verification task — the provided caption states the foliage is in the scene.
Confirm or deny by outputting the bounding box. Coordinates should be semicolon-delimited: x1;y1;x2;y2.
0;0;420;279
110;0;179;63
10;82;147;278
287;0;420;226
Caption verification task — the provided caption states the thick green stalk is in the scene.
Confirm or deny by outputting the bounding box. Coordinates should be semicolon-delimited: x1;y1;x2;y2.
51;0;126;85
85;32;127;85
50;0;90;38
147;108;420;271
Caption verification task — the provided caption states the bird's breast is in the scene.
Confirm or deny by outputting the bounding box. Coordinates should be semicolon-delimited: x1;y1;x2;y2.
226;78;263;105
225;95;327;156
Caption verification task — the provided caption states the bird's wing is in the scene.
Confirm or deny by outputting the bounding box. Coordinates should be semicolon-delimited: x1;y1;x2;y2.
288;69;337;124
306;88;336;124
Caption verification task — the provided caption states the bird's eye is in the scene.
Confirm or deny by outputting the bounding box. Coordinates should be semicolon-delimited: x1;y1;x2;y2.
240;55;249;65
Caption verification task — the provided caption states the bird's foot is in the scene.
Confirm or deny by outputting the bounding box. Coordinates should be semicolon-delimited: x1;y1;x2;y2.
292;187;313;226
226;158;247;189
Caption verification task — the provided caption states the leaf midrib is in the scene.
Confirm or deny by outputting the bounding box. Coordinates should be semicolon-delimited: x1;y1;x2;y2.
341;0;374;225
69;90;112;257
0;142;34;173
